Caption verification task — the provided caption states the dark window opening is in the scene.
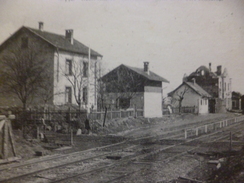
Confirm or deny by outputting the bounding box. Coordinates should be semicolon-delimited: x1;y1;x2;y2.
83;87;88;104
119;97;130;109
83;62;88;77
66;59;72;75
65;87;72;104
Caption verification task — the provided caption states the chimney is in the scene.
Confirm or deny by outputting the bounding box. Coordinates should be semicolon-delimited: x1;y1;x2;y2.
65;29;74;45
39;22;44;31
182;73;187;82
143;62;149;75
209;62;211;71
216;65;222;76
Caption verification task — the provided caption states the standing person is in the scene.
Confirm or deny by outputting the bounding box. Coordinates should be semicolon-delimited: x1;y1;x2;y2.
84;118;90;134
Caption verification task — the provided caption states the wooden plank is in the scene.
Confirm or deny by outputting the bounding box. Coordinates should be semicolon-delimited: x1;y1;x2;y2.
3;122;8;158
178;176;203;183
0;157;21;165
0;120;5;132
8;122;16;156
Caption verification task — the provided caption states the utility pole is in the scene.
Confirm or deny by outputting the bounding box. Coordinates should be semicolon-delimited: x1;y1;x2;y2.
87;47;90;114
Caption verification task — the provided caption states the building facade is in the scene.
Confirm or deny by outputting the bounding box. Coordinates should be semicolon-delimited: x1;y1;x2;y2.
0;22;102;110
185;63;232;112
168;81;211;114
100;62;169;118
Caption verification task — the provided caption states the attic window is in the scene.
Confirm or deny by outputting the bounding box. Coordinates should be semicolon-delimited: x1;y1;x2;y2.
201;70;204;76
21;37;28;48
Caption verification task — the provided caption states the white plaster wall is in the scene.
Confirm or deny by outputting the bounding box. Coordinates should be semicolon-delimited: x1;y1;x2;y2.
144;86;162;118
198;98;209;114
171;85;209;114
53;50;99;110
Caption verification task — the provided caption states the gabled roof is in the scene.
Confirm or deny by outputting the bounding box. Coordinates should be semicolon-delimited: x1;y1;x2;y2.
102;64;169;83
168;81;212;98
0;26;102;57
125;65;169;83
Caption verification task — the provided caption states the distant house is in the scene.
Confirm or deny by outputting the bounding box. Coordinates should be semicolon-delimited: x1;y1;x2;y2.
185;63;232;113
0;22;102;110
168;81;212;114
100;62;169;118
232;91;241;111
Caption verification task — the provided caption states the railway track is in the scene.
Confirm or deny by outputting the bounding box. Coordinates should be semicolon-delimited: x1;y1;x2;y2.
0;115;243;183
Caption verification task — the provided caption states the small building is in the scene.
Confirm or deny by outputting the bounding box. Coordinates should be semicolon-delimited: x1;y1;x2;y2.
185;63;232;113
168;81;212;114
100;62;169;118
231;91;242;111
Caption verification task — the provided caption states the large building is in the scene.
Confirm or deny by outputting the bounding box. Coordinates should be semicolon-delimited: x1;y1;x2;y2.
184;63;232;112
0;22;102;110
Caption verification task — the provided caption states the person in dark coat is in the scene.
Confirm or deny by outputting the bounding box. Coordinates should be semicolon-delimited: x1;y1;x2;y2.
84;118;90;134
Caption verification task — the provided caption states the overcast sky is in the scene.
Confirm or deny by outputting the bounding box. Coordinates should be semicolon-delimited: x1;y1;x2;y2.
0;0;243;96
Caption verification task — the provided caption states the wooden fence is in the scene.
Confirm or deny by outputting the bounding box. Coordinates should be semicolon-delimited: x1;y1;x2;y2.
89;109;144;121
163;106;196;115
15;108;144;129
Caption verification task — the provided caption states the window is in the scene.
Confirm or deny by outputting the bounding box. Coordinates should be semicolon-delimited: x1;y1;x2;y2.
224;83;226;91
83;87;88;104
83;62;88;77
65;87;72;104
201;70;204;76
119;97;130;109
200;99;202;105
21;37;28;48
65;59;72;75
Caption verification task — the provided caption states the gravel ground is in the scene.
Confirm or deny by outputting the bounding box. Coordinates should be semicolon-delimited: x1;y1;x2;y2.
4;112;244;182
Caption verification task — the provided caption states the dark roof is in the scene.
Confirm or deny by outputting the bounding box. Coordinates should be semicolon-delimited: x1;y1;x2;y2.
185;82;211;98
125;65;169;83
189;65;218;78
101;64;169;83
0;26;102;57
168;81;211;98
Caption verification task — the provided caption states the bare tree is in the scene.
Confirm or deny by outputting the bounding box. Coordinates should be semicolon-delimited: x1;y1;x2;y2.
101;65;146;109
173;85;190;114
0;45;49;110
62;59;87;111
37;72;63;106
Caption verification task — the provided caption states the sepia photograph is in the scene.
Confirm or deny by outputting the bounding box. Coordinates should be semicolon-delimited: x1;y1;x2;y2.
0;0;244;182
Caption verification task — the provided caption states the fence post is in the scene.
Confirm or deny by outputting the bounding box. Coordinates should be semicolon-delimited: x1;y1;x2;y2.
3;120;8;159
37;126;40;140
185;129;187;139
110;109;113;120
230;131;232;151
103;107;107;127
134;105;137;118
70;129;73;146
196;127;198;136
205;125;208;133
